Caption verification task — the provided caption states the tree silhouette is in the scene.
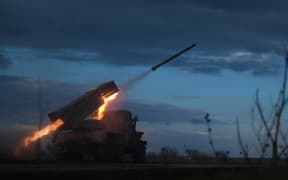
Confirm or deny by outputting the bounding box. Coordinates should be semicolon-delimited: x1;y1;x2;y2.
254;50;288;166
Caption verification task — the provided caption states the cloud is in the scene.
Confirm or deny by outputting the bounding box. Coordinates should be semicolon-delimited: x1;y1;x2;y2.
1;1;287;52
124;100;205;124
2;45;285;77
170;95;200;100
0;74;210;127
0;75;89;125
110;98;231;125
0;53;11;70
150;0;288;12
179;51;284;76
0;75;203;125
1;0;288;76
190;118;206;124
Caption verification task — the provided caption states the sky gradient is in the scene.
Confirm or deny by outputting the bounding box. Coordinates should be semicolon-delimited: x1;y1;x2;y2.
1;0;288;157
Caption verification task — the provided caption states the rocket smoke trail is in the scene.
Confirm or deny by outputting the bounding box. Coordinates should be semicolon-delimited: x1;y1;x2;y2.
119;70;151;90
120;43;197;90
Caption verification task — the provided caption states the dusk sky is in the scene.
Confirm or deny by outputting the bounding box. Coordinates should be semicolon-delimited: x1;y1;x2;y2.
1;0;288;157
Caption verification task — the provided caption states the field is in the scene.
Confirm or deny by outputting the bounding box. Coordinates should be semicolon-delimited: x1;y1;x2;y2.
0;161;287;179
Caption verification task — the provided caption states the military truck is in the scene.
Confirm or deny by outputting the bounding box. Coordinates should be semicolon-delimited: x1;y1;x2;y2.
51;110;146;162
48;81;146;162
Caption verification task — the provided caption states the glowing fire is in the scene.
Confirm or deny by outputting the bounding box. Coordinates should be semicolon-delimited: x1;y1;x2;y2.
23;118;64;147
96;92;118;120
21;92;118;148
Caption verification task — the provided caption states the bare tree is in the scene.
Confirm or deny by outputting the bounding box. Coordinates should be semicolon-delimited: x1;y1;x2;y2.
236;117;249;161
251;107;270;161
254;51;288;165
204;113;216;157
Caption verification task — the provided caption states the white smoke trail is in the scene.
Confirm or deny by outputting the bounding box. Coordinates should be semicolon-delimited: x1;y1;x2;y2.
119;70;151;91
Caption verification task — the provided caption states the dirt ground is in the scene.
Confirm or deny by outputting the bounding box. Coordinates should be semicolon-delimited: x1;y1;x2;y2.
0;161;287;179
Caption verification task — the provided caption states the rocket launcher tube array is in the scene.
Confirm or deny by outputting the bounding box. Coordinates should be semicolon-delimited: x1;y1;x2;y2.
48;80;119;128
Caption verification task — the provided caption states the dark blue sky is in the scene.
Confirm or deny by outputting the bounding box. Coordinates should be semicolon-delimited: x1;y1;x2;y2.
1;0;288;157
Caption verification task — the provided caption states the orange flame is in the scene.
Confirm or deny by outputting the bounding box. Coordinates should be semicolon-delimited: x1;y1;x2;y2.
96;92;118;120
23;118;64;147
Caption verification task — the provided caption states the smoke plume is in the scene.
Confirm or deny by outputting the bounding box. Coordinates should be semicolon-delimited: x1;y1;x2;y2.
119;70;151;91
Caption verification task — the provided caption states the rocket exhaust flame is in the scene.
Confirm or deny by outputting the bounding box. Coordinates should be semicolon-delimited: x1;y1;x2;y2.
18;80;120;154
22;92;119;147
21;92;119;148
95;92;119;120
23;118;64;147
